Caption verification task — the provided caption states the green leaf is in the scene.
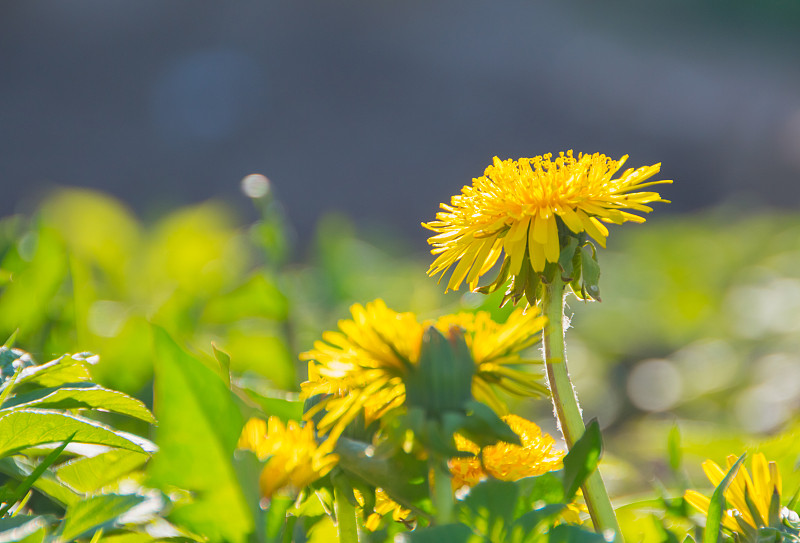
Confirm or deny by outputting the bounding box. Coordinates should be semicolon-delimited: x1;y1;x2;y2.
240;388;302;423
0;433;74;517
147;326;252;543
510;504;565;541
0;456;81;507
0;410;152;457
56;449;149;493
201;273;289;323
703;453;746;543
55;493;144;543
10;354;94;392
668;424;682;472
579;243;601;302
401;523;476;543
211;343;232;388
1;384;155;424
547;524;607;542
562;419;602;501
0;515;50;543
459;479;518;541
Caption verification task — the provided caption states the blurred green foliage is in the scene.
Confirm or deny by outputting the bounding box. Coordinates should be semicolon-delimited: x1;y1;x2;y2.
2;188;800;541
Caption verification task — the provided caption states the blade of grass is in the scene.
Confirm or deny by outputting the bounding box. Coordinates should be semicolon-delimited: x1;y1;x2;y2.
0;432;76;517
703;453;746;543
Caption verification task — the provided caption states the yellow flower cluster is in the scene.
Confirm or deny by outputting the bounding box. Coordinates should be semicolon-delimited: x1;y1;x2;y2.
237;417;338;498
424;151;670;291
300;299;547;440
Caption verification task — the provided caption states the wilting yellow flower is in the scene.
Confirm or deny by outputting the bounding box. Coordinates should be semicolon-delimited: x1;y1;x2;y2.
424;151;670;291
684;453;784;535
237;417;338;498
449;414;583;524
300;299;547;440
448;414;564;488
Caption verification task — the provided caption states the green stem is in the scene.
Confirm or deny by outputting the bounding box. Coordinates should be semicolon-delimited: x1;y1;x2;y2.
334;485;360;543
430;456;455;525
542;275;622;541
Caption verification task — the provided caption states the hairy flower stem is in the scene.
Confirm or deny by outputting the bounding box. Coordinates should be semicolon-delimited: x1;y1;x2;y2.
542;275;622;541
334;485;360;543
430;457;455;525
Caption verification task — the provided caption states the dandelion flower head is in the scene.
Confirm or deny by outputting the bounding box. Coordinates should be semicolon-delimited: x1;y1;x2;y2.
448;414;564;489
684;453;785;536
300;299;547;441
424;151;670;292
237;417;338;498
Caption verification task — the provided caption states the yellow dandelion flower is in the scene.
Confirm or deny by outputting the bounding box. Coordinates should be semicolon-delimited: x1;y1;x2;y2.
300;299;547;440
448;414;564;489
684;453;784;535
237;417;338;498
354;488;412;531
423;151;671;292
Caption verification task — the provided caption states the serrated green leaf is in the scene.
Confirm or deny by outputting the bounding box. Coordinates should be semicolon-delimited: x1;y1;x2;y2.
56;449;149;493
1;385;155;424
562;419;602;502
0;410;151;457
10;354;94;392
0;515;50;543
704;453;745;543
55;493;144;543
147;326;252;543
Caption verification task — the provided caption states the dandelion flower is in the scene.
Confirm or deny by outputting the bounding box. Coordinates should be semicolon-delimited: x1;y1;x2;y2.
300;299;547;440
448;414;564;489
684;453;787;537
424;151;670;292
237;417;338;498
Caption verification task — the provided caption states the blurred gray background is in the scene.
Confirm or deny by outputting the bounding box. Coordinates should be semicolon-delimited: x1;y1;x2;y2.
3;0;800;243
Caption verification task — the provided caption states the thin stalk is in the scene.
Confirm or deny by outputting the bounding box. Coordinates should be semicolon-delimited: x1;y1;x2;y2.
542;275;622;541
334;485;360;543
430;457;455;525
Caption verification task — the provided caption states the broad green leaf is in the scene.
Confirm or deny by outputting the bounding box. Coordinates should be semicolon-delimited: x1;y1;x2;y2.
547;524;607;542
703;453;745;543
512;473;565;516
56;449;149;493
401;523;476;543
0;515;50;543
55;493;144;543
459;479;518;541
510;504;565;541
0;410;151;457
562;419;602;501
11;354;94;391
147;327;252;543
1;385;155;424
240;388;303;423
201;274;289;323
0;226;67;341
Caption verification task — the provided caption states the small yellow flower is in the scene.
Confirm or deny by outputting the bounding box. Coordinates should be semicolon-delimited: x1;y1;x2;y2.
449;414;583;524
354;488;412;531
448;414;564;489
423;151;670;291
300;300;548;440
684;453;783;535
237;417;338;498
